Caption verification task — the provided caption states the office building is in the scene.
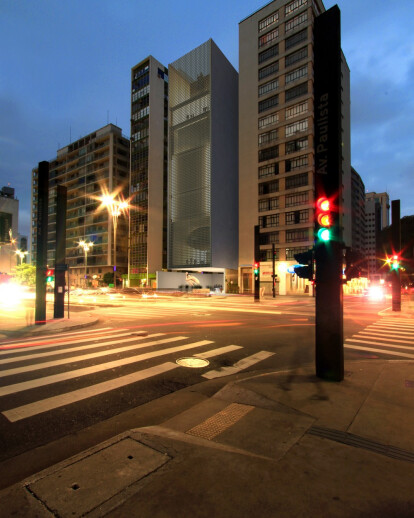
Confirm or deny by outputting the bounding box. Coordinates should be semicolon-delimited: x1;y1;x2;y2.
130;56;169;287
31;124;130;286
365;191;390;276
238;0;351;294
351;167;365;256
0;185;19;274
168;39;238;274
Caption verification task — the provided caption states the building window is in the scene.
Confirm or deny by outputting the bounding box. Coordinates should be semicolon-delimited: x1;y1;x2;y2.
285;12;308;33
259;28;279;48
259;163;279;178
258;112;279;129
285;100;308;119
259;213;279;228
285;118;308;137
286;246;308;260
258;61;279;80
260;231;280;245
259;145;279;162
286;228;309;242
259;11;279;32
285;46;308;68
285;154;308;172
259;180;279;195
259;196;279;212
285;28;307;50
285;191;309;207
259;78;279;97
259;44;279;64
285;65;307;85
285;172;308;189
285;82;308;102
259;129;278;147
285;137;308;154
285;0;308;17
260;248;280;261
259;95;279;113
285;209;309;224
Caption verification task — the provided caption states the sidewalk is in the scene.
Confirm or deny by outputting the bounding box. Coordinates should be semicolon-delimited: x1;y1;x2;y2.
0;303;413;516
1;364;413;516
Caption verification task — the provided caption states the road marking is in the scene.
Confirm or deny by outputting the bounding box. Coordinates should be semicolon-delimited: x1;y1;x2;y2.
0;335;185;378
192;322;243;328
0;333;165;377
2;344;244;422
0;339;214;396
360;332;414;338
0;333;164;367
345;339;414;351
356;334;414;344
366;324;414;332
0;330;134;354
2;362;178;422
345;344;414;359
0;327;114;348
202;350;275;379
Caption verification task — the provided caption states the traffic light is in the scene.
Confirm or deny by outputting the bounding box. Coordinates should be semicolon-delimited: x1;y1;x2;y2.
253;262;260;279
315;196;333;243
46;268;54;283
390;254;400;271
344;248;361;280
293;250;313;280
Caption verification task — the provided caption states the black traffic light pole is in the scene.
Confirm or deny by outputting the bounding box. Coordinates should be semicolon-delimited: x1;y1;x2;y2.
54;185;67;319
314;6;344;382
35;161;49;325
391;200;401;312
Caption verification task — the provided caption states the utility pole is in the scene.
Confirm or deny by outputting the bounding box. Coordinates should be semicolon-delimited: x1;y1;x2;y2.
54;185;67;318
254;225;260;301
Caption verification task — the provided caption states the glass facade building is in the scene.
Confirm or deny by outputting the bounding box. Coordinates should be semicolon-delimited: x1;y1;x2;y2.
168;40;238;271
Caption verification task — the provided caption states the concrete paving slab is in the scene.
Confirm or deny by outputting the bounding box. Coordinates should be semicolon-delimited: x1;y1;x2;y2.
349;361;414;451
28;438;170;517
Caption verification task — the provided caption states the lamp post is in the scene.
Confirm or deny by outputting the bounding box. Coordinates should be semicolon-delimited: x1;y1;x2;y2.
16;249;28;265
78;240;93;288
98;195;129;289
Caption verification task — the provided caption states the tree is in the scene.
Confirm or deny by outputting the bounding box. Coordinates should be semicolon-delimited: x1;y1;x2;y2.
13;264;36;286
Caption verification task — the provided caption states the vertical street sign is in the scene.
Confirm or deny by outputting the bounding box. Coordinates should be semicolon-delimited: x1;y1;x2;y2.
35;161;49;325
391;200;401;312
314;6;344;381
54;185;67;318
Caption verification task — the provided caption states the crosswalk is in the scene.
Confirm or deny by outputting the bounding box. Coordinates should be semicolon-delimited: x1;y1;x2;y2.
100;305;195;320
0;328;274;423
345;317;414;359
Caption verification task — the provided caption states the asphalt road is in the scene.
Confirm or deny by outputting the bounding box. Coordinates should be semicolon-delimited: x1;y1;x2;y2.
0;293;412;488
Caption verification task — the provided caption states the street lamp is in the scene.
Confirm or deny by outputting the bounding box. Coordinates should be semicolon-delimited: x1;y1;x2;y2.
78;240;93;288
16;249;28;265
97;194;129;289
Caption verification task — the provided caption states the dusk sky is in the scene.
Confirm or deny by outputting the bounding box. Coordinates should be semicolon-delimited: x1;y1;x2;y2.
1;0;413;237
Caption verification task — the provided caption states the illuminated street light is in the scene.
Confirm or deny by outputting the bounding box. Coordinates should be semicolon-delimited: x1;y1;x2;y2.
97;193;130;288
16;249;28;264
78;240;93;288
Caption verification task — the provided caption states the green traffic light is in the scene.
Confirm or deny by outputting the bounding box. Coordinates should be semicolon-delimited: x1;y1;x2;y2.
317;228;331;241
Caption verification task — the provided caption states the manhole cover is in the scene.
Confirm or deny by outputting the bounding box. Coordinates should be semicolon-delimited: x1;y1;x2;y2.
176;357;210;368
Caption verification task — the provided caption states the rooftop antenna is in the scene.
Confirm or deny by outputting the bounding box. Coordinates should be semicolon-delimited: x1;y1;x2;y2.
107;110;109;124
70;125;72;143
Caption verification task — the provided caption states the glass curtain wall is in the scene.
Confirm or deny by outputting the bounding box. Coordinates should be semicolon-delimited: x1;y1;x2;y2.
168;41;212;268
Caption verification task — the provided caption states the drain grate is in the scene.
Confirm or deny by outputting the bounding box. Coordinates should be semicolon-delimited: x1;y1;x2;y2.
186;403;254;440
307;426;414;464
176;357;210;368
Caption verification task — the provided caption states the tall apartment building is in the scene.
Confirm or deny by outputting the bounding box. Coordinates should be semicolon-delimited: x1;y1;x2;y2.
130;56;169;287
239;0;351;294
0;185;19;274
168;39;238;273
31;124;130;286
351;167;365;256
365;191;390;276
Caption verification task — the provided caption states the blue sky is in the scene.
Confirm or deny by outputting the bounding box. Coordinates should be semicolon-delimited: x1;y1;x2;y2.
1;0;413;237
